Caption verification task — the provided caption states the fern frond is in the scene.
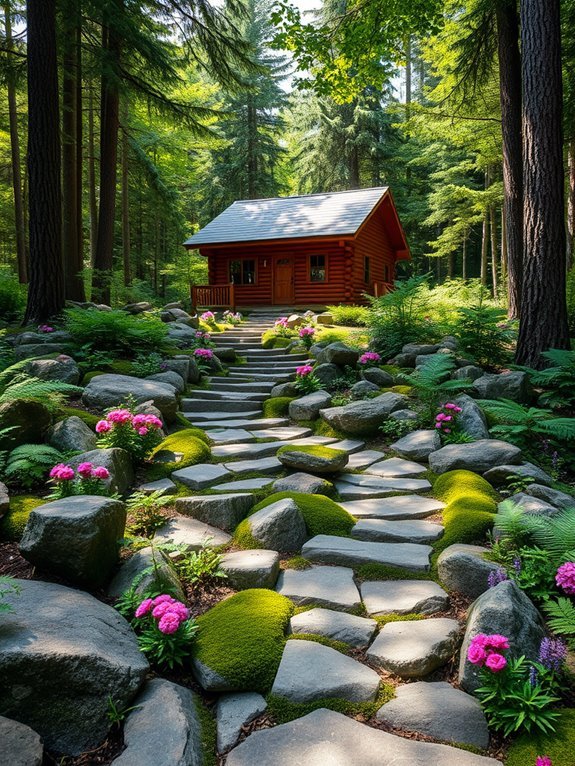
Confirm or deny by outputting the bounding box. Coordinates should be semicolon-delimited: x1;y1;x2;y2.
528;509;575;557
0;359;32;391
9;444;63;460
542;598;575;636
478;399;551;425
0;376;82;410
537;419;575;440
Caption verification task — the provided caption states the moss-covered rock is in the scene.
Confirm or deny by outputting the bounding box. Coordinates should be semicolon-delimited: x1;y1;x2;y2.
55;406;100;429
262;397;296;418
192;589;294;693
147;429;211;480
506;709;575;766
277;444;348;475
0;495;45;541
245;492;355;538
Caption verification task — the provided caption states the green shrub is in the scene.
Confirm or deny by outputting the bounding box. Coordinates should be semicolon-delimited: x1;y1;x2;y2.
192;589;294;693
506;709;575;766
455;298;514;368
326;305;370;326
65;307;169;356
0;269;26;321
1;443;64;489
315;327;366;346
147;429;211;480
0;495;45;541
262;397;295;418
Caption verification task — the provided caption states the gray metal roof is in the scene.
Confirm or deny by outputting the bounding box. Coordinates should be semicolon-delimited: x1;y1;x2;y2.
184;187;390;247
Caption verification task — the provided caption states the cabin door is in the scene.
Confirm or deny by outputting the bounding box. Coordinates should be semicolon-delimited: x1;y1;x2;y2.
273;257;294;304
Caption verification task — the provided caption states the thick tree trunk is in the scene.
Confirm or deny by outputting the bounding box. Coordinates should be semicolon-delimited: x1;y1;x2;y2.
567;138;575;270
516;0;570;366
88;78;98;267
93;13;121;305
349;145;360;189
501;206;508;280
75;22;84;284
490;205;499;298
24;0;64;324
4;3;27;283
246;95;257;199
496;1;523;318
480;211;489;286
121;98;131;287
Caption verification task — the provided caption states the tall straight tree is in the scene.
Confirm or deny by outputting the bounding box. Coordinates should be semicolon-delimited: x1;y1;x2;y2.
24;0;64;323
515;0;571;366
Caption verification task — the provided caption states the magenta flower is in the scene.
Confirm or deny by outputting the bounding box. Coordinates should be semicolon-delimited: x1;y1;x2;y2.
137;427;148;436
95;419;111;433
536;757;553;766
299;326;315;337
556;562;575;595
467;643;487;665
485;653;507;672
135;598;154;618
145;415;163;429
358;352;381;365
200;311;215;322
158;612;182;634
153;594;175;605
296;364;314;377
38;324;54;333
49;463;75;481
194;348;214;359
487;634;510;650
77;462;94;478
107;408;133;424
92;466;110;480
131;414;148;428
275;317;288;326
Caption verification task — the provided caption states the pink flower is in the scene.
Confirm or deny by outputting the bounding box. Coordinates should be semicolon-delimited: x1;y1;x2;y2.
135;598;153;618
200;311;215;322
444;403;456;410
92;466;110;480
296;365;314;376
486;634;510;650
536;757;553;766
145;415;163;429
158;612;182;634
95;419;111;433
435;422;442;429
298;326;315;337
443;428;451;433
470;634;491;648
50;464;75;481
131;414;148;428
194;348;214;359
485;653;507;672
107;409;133;424
137;427;148;436
77;462;94;478
467;643;487;666
38;324;54;333
152;601;174;619
166;601;190;620
556;562;575;595
358;352;381;365
152;594;175;605
275;317;288;326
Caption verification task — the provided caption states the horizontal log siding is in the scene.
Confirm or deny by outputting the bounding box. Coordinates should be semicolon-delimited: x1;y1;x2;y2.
353;210;396;302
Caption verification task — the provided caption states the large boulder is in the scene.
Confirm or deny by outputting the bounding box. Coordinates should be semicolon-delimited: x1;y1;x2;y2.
317;342;359;367
271;382;298;398
0;481;10;517
452;394;489;440
112;679;203;766
351;380;380;398
83;374;179;422
483;462;553;488
0;399;52;449
277;446;348;475
525;483;575;510
361;367;394;387
24;355;80;385
47;415;97;453
0;716;43;766
320;392;406;436
313;363;341;388
13;330;72;346
162;358;190;383
437;544;501;599
473;371;533;402
459;581;545;692
107;546;185;601
122;301;153;314
0;579;148;755
14;343;68;360
68;447;134;495
452;365;484;382
391;429;441;461
289;390;332;421
429;439;521;474
246;498;307;552
20;495;126;588
147;370;186;393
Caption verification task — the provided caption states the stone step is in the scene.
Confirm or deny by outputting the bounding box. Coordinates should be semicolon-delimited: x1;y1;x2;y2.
275;565;361;611
352;518;444;544
208;380;276;393
249;426;312;441
175;493;255;532
231;363;305;371
171;463;231;490
344;450;387;470
288;607;377;648
340;495;445;520
244;353;309;361
180;399;263;413
208;429;257;445
301;534;432;571
215;477;274;492
364;457;428;479
360;580;450;616
211;435;338;460
223;456;283;476
181;410;263;421
154;515;231;550
227;371;294;382
187;390;269;402
199;417;290;429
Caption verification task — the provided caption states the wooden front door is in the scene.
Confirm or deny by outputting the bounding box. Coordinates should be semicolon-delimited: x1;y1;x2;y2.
273;257;294;304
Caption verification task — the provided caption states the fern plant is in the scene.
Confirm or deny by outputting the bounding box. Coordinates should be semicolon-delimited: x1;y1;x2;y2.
0;576;20;614
517;349;575;410
2;443;64;489
125;490;171;538
455;295;514;367
479;399;575;448
542;598;575;644
494;502;575;561
397;354;474;420
0;371;82;412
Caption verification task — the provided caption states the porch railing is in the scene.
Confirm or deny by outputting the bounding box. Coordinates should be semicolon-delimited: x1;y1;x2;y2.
191;284;235;312
372;281;394;298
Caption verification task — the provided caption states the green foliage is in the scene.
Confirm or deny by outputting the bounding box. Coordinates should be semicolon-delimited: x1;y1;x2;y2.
0;495;45;541
129;352;164;378
455;298;514;367
355;563;433;581
397;354;473;420
0;362;82;411
1;443;64;489
262;396;295;418
193;589;294;693
541;598;575;642
326;304;369;326
288;633;351;654
266;683;394;725
506;708;575;766
294;371;322;394
147;429;211;480
374;612;427;627
283;555;312;570
65;308;169;356
248;491;355;537
0;576;20;614
0;269;26;321
55;406;100;429
276;443;347;462
518;349;575;410
194;698;218;766
125;490;171;537
379;417;419;441
479;399;575;448
136;615;199;670
494;503;575;565
175;544;227;589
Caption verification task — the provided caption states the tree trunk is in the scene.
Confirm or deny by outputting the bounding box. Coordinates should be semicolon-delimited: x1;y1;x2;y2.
447;251;454;279
61;0;85;301
4;2;27;283
462;231;467;279
516;0;570;366
567;137;575;270
349;145;360;189
246;95;257;199
93;11;121;305
490;205;498;298
496;1;523;318
88;77;98;267
501;205;508;280
75;21;84;286
121;97;131;287
24;0;64;323
405;35;412;120
480;211;489;286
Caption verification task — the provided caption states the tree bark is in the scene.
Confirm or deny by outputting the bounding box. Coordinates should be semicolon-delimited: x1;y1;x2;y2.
496;1;523;318
88;78;98;267
4;3;27;283
121;99;131;287
490;205;498;298
516;0;570;366
501;205;508;280
462;231;467;279
24;0;64;323
246;94;257;199
567;137;575;270
480;211;489;286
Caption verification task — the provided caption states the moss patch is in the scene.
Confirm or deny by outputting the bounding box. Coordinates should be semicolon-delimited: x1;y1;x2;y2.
55;406;100;429
194;697;217;766
312;419;347;440
506;708;575;766
147;429;211;480
277;444;347;461
0;495;45;541
288;633;351;654
355;562;434;582
266;683;394;725
81;370;106;385
249;491;354;537
283;555;312;570
374;612;427;627
193;589;294;694
262;397;296;418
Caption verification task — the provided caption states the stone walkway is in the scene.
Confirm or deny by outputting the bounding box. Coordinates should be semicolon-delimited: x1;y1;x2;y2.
159;313;501;764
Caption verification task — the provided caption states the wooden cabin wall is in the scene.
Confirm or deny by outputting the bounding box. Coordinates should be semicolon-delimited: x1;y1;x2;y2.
352;210;397;302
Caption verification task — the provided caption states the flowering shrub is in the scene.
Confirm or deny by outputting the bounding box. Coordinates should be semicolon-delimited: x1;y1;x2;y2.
223;310;242;325
555;562;575;595
193;347;214;360
298;326;315;349
358;352;381;367
469;633;562;736
488;567;509;588
294;364;322;395
435;402;463;435
536;757;553;766
200;311;216;323
48;462;110;499
133;594;199;668
38;324;54;333
96;408;163;462
271;317;294;339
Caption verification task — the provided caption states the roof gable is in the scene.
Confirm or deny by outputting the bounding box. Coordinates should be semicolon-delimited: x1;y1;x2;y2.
184;187;391;248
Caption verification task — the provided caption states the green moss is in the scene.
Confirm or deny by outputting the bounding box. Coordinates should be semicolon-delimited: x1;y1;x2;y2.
0;495;45;541
262;397;296;418
312;419;346;440
277;444;348;462
194;697;217;766
81;370;106;385
193;589;294;694
374;612;427;627
506;709;575;766
199;319;224;333
233;522;264;550
172;418;211;445
55;406;100;429
266;683;394;725
355;563;434;582
147;429;211;480
251;491;355;537
283;555;312;570
288;633;351;654
261;329;276;348
380;385;413;396
434;469;499;504
109;359;134;375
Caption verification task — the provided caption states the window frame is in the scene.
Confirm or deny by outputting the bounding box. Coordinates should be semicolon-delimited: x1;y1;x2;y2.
364;256;371;284
229;257;258;286
308;253;328;283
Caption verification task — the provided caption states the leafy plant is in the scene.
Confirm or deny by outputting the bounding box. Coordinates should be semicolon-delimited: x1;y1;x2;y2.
329;365;359;393
175;543;227;589
512;547;557;601
397;355;473;420
494;503;575;562
379;417;418;440
455;295;514;367
326;304;369;326
0;362;82;411
505;474;538;495
294;365;322;395
517;349;575;410
107;696;141;726
65;307;169;356
130;352;164;378
126;490;171;537
96;406;164;462
479;399;575;449
0;576;20;614
73;345;116;374
542;598;575;643
1;443;64;489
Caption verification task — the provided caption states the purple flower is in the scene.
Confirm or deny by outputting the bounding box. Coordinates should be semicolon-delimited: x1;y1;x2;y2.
488;568;509;588
538;637;567;672
529;665;538;687
513;557;522;574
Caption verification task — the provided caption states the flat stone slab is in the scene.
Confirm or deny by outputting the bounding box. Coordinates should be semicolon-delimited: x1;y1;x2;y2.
247;498;308;551
221;550;280;589
328;439;366;453
0;716;43;766
391;429;441;461
201;418;289;429
376;681;490;750
175;493;254;532
209;429;256;444
367;457;428;478
223;457;282;476
272;472;333;495
344;450;386;470
225;708;502;766
171;463;231;490
275;565;361;610
429;439;522;475
335;483;406;500
361;580;449;616
271;640;380;703
341;495;445;520
367;618;461;678
250;426;313;440
339;473;432;491
154;516;231;550
216;478;273;492
301;535;432;571
138;478;177;495
289;607;377;648
183;410;262;421
352;518;444;544
213;441;286;459
217;692;267;753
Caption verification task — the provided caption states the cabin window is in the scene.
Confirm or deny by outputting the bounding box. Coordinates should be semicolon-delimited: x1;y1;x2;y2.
309;255;326;282
364;257;371;284
384;264;391;282
229;259;256;285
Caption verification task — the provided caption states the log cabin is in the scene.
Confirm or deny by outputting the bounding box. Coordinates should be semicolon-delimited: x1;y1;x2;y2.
184;187;410;309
